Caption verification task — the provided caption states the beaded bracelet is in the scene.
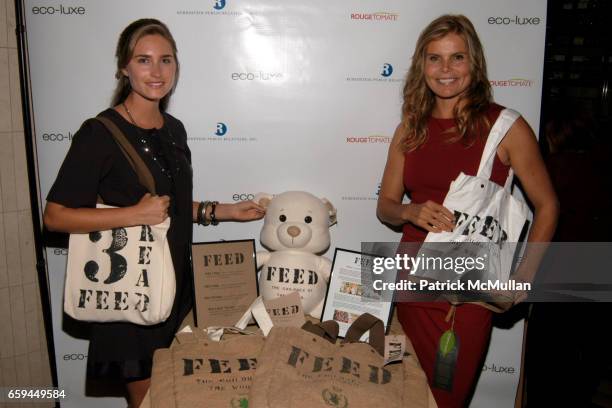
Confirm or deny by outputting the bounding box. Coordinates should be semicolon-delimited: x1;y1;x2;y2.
197;201;211;226
210;201;219;226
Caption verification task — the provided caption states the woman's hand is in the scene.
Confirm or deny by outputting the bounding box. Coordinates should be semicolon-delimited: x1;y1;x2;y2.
403;200;455;232
228;200;266;221
132;193;170;225
208;200;265;222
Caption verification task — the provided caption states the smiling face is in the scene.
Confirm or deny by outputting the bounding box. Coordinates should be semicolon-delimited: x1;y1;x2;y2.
121;34;176;104
424;32;471;107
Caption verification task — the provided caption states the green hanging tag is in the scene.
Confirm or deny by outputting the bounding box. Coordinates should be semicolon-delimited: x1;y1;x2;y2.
433;329;459;391
439;330;456;357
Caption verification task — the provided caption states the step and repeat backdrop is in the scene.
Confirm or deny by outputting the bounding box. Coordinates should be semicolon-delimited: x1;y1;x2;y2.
24;0;546;406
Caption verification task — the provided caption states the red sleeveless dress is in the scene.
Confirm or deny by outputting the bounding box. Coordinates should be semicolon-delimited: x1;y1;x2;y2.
397;104;510;407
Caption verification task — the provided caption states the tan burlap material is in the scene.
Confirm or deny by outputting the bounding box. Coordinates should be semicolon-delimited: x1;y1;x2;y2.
149;329;265;408
141;308;436;408
248;313;430;408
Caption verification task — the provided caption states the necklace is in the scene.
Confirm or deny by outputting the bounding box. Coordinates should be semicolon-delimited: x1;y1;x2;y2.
122;102;163;129
121;102;174;181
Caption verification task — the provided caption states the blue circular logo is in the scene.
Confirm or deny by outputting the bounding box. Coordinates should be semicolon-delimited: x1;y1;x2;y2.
381;63;393;77
215;123;228;136
213;0;226;10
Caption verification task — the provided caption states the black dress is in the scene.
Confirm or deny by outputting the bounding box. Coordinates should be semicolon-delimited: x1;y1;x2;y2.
47;108;194;381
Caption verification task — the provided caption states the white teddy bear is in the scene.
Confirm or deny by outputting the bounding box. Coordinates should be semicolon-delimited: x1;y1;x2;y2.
255;191;337;319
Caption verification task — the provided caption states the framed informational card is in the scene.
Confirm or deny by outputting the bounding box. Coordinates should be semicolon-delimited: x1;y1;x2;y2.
321;248;395;338
192;239;258;328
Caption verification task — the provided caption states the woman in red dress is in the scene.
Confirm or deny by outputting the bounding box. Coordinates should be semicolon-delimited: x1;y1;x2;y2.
377;15;558;407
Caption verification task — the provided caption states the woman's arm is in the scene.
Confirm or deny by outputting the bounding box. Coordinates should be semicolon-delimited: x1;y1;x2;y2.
377;125;454;232
499;117;560;292
44;193;170;233
192;200;265;223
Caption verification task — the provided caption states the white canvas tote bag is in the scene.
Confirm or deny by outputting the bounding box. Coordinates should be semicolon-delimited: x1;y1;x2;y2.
420;108;530;284
64;207;176;325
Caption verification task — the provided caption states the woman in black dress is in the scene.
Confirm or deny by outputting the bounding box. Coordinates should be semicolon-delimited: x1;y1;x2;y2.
43;18;264;407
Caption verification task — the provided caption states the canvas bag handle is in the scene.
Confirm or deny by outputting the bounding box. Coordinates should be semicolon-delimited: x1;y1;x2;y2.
476;108;521;191
342;313;385;356
93;116;157;195
301;320;339;343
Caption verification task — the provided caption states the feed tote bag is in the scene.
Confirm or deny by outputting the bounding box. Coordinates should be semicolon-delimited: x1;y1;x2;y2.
150;329;265;408
248;313;429;408
420;109;529;287
63;116;175;325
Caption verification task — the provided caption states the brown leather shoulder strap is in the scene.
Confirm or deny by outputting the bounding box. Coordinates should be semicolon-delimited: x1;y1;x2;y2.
342;313;385;356
301;320;339;343
93;116;156;195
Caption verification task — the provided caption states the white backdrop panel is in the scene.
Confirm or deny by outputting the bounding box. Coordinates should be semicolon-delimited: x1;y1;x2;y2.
24;0;546;406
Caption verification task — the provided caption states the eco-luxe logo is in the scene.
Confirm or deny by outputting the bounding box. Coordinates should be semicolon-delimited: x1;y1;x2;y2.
232;193;255;201
231;71;284;81
482;363;516;375
488;16;542;25
350;12;398;22
63;353;87;361
31;5;86;15
40;131;74;142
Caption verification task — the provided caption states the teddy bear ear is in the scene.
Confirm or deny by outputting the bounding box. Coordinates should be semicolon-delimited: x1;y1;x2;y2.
254;193;273;209
321;198;337;226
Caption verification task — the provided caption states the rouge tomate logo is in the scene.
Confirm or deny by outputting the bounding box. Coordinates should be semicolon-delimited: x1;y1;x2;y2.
490;78;534;87
350;12;398;22
346;135;391;144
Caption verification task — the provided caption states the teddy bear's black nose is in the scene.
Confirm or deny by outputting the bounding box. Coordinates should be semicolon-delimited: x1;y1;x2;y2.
287;226;301;237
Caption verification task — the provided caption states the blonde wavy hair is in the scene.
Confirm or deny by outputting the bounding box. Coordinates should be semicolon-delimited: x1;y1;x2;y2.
401;14;492;151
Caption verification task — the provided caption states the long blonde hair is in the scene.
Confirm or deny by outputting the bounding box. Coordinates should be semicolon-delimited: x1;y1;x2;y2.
401;14;492;151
